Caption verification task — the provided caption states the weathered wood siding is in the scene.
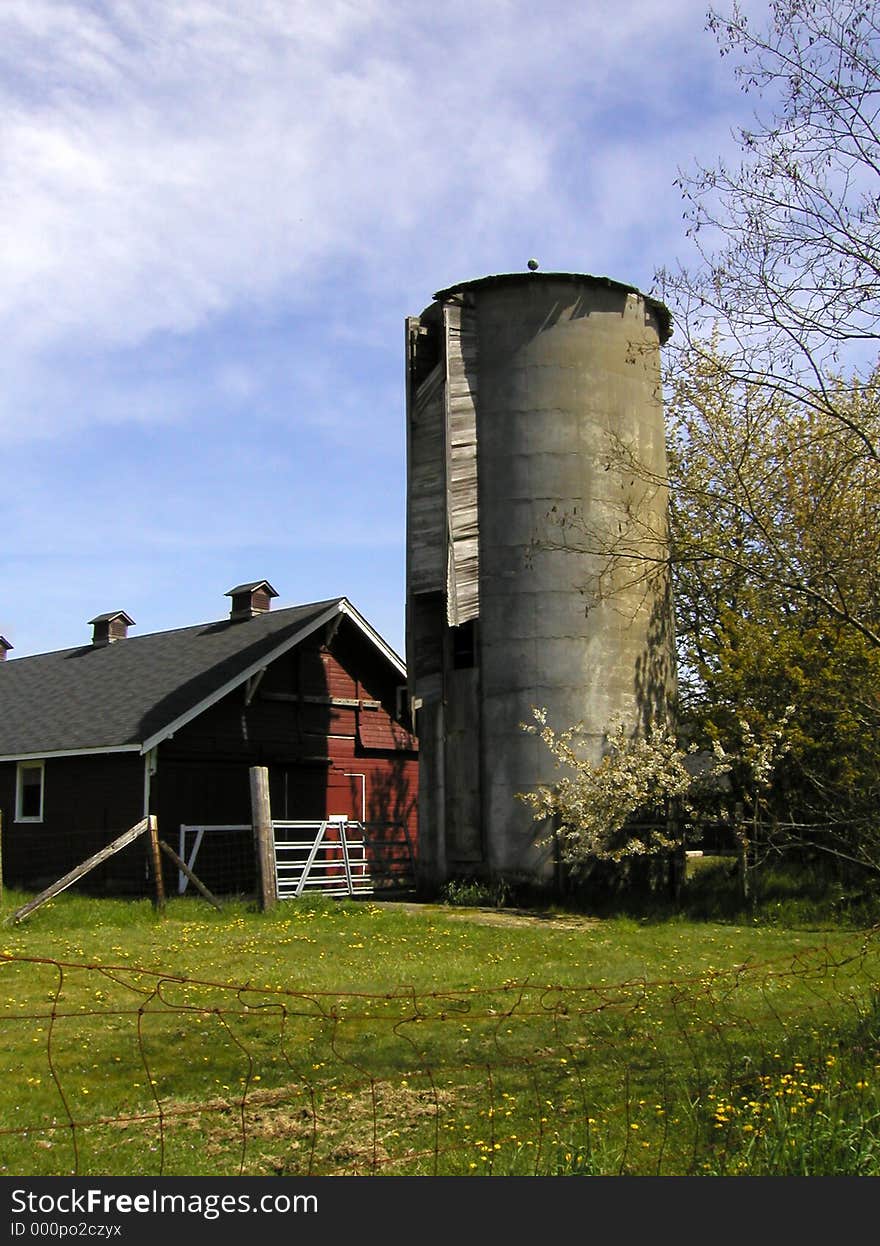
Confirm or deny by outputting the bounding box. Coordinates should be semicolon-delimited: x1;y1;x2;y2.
408;592;444;688
444;299;480;627
407;360;446;595
406;293;485;886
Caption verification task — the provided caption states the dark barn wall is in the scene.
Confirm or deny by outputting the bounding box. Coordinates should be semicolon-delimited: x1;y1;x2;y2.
0;752;146;892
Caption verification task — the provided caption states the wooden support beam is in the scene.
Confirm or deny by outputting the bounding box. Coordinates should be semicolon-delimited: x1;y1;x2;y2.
249;766;277;911
261;693;381;708
158;839;222;911
244;668;267;706
7;817;151;925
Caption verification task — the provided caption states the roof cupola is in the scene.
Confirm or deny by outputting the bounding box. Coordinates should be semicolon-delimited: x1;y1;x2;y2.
225;581;278;621
89;611;135;647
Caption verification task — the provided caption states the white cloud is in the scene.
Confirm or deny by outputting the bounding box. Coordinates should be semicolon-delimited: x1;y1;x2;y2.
0;0;779;655
0;0;746;363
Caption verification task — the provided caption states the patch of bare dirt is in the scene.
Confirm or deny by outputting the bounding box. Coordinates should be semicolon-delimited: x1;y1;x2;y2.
156;1078;458;1176
390;901;601;932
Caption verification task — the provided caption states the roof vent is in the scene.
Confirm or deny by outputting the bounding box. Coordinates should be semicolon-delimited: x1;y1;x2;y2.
89;611;135;647
0;636;12;661
225;580;278;621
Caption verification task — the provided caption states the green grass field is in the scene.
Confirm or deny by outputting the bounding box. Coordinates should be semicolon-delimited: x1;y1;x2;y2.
1;877;878;1177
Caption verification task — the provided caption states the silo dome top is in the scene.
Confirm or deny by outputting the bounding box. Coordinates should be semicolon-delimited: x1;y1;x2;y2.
431;270;673;343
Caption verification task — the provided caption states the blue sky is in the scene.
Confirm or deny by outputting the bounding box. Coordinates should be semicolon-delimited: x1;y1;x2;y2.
0;0;763;660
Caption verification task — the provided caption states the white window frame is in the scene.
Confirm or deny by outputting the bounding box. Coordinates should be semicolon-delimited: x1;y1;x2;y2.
15;760;45;823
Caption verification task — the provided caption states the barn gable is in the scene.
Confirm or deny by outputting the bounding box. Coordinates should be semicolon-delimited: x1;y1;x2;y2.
0;589;417;896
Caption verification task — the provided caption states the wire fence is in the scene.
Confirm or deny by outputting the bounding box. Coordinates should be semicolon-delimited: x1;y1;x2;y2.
1;819;417;910
2;928;879;1177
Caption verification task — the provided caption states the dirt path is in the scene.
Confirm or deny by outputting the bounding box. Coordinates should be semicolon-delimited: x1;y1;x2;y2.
384;901;601;931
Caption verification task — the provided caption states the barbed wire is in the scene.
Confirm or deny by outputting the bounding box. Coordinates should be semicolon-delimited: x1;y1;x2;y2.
1;928;879;1177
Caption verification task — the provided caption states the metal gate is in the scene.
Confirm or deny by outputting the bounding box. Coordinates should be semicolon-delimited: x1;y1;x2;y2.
177;817;416;899
273;817;372;899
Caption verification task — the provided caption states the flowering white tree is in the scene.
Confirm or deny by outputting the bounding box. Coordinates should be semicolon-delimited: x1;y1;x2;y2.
517;707;794;883
516;709;705;873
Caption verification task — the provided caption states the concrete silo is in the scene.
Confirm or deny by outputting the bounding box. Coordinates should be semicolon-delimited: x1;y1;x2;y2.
405;270;675;891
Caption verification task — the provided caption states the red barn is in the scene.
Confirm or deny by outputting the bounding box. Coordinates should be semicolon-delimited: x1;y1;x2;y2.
0;583;418;898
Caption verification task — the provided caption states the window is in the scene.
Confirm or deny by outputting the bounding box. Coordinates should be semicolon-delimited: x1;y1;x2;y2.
15;760;44;822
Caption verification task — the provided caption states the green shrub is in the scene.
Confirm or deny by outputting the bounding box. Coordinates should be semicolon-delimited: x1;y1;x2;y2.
440;876;512;908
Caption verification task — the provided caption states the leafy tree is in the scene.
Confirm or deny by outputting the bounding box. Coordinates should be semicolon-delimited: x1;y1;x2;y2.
661;1;880;871
693;612;880;874
664;348;880;683
657;0;880;465
663;354;878;874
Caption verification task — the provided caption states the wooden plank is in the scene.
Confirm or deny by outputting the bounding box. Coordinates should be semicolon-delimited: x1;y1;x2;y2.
408;364;446;593
444;299;480;627
261;693;381;708
415;361;444;402
8;817;151;924
158;839;223;912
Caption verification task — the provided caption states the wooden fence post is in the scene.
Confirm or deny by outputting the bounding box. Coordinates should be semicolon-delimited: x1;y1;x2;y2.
250;766;277;911
148;815;165;912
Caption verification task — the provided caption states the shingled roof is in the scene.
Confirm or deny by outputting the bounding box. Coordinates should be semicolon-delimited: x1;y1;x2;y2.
0;597;405;761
